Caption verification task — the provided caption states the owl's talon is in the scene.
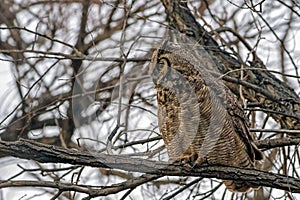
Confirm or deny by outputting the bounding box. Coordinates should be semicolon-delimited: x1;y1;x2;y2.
175;152;203;168
183;163;193;170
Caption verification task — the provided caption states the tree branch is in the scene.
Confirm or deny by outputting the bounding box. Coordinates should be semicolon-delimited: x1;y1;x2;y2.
159;0;300;130
0;175;161;198
0;139;299;193
256;137;300;150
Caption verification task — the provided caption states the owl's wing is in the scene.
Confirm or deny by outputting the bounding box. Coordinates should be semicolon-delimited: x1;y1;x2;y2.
172;41;264;162
225;89;264;161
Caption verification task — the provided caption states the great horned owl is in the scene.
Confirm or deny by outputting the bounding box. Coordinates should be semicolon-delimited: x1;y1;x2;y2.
149;40;264;192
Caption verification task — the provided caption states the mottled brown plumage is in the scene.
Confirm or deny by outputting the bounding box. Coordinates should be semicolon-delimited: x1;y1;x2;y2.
149;40;264;192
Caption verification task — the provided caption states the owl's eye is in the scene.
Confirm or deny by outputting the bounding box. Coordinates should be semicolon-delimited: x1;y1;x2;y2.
158;58;171;67
156;58;171;76
151;57;172;84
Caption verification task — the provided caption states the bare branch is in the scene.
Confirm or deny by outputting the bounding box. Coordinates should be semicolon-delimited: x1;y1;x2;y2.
0;139;299;193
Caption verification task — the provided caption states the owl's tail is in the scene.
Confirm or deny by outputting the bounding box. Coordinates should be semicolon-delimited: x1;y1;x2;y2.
222;180;260;192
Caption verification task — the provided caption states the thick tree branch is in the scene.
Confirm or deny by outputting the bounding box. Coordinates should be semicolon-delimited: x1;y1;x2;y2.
0;139;299;193
159;0;300;130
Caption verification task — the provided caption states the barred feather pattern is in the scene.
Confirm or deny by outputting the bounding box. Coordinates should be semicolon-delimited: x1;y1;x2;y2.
149;41;264;192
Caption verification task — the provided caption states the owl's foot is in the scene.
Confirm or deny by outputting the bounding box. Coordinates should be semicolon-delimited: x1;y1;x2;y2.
175;152;204;168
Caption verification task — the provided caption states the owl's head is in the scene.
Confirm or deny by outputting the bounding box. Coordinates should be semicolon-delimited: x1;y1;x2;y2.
149;42;192;85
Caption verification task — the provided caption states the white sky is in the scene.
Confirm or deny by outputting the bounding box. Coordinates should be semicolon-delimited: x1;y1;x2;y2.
0;59;16;125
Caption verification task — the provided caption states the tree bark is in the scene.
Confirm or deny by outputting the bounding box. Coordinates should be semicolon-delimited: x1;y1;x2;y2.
160;0;300;131
0;139;299;193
